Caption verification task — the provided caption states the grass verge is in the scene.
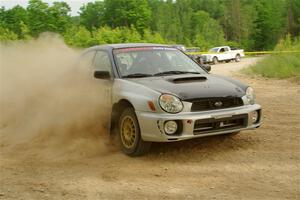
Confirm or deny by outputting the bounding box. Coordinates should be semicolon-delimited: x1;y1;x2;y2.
243;53;300;79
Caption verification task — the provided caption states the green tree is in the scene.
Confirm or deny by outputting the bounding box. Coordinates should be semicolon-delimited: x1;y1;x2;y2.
47;2;71;33
79;1;104;32
192;11;225;50
190;0;225;20
152;0;181;44
27;0;50;36
27;0;71;36
103;0;151;33
252;0;286;50
223;0;242;43
286;0;300;37
0;5;28;37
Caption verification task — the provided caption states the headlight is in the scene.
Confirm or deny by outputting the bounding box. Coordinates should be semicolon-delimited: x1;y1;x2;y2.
245;87;256;105
159;94;183;113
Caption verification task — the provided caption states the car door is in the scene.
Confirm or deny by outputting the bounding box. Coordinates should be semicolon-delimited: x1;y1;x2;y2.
92;50;113;108
223;46;232;60
218;48;226;61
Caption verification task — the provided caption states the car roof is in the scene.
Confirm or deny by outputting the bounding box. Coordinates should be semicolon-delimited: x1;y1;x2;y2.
85;43;170;52
107;43;169;49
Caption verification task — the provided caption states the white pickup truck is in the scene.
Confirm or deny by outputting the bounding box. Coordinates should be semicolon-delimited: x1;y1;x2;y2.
201;46;245;64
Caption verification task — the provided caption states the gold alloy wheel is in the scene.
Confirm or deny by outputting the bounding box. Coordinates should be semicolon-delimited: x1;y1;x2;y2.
120;116;136;149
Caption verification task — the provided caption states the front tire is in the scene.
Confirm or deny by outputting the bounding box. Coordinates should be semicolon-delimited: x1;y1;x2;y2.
118;107;151;156
213;56;218;65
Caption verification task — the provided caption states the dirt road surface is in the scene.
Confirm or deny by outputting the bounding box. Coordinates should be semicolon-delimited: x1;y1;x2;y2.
1;57;300;200
210;57;263;76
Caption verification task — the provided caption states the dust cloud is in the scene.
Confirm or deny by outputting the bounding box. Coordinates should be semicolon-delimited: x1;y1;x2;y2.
0;33;113;161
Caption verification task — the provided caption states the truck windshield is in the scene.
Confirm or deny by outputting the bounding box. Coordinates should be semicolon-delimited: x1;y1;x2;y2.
113;47;206;78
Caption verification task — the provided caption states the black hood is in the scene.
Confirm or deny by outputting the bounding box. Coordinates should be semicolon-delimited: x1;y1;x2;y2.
127;74;247;101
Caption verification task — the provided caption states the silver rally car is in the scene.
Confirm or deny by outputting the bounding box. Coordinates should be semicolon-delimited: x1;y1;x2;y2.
81;43;262;156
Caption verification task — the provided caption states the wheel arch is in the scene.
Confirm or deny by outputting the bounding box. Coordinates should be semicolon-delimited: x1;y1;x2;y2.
111;99;135;132
235;53;241;62
213;56;218;64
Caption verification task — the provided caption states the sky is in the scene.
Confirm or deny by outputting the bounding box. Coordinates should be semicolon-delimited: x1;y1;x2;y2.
0;0;97;16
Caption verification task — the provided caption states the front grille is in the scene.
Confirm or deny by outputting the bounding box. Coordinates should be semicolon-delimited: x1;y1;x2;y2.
190;97;243;112
201;56;207;62
193;114;248;135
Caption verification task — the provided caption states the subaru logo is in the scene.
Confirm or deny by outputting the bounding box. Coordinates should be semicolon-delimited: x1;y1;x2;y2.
214;101;223;107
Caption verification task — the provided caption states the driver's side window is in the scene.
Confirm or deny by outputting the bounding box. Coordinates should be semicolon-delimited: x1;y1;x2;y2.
93;51;112;73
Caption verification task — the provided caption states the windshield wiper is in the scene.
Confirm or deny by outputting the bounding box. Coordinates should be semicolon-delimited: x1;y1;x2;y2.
122;73;153;78
154;71;201;76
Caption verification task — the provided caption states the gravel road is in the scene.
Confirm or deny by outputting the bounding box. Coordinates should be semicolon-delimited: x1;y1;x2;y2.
1;57;299;200
211;57;263;76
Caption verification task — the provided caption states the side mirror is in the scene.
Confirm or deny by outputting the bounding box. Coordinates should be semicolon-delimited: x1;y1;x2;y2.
94;71;110;79
203;65;211;72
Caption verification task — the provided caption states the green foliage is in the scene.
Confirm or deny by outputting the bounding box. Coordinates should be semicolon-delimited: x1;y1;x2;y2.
149;0;192;45
0;26;18;41
47;2;72;33
26;0;71;36
79;1;104;31
120;26;143;42
103;0;151;33
64;26;163;47
192;11;225;50
275;34;293;51
252;0;286;50
26;0;50;36
244;35;300;78
142;29;166;44
93;26;123;44
286;0;300;37
64;26;94;47
0;5;28;36
224;40;240;48
19;21;32;40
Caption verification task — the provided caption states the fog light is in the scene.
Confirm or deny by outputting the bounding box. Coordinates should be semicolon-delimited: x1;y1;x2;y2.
164;121;178;134
251;111;259;124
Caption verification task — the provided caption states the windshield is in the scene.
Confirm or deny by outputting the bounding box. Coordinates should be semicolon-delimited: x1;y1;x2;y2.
209;48;219;52
113;47;206;77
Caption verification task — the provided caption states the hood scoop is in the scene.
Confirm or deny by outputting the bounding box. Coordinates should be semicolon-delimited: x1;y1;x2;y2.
170;76;207;84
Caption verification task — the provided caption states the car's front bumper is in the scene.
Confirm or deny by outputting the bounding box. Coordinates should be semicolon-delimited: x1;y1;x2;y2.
201;56;212;63
136;104;262;142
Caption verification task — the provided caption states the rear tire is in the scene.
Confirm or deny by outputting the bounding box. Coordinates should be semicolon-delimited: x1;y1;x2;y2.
213;56;218;65
118;107;151;156
235;54;241;62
